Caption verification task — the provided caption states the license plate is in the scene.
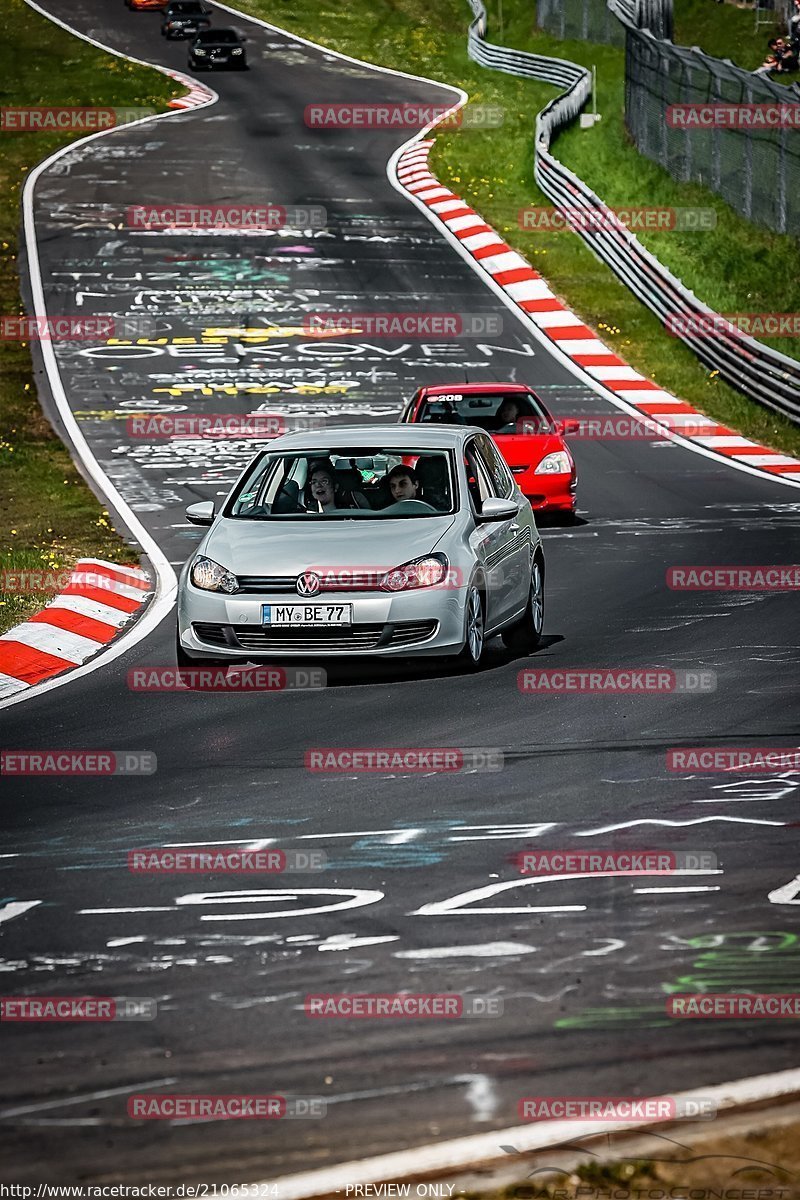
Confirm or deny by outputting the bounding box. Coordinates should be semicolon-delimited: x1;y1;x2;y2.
262;603;352;627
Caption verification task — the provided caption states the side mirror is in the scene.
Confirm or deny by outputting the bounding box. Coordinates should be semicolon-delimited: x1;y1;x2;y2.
186;500;215;526
558;418;581;436
476;496;518;523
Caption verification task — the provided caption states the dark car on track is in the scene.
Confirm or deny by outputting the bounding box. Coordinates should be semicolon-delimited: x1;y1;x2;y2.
189;27;247;69
162;0;212;38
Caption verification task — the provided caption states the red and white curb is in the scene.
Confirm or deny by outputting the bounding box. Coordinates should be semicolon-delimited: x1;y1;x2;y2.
163;67;215;109
0;560;151;699
395;140;800;482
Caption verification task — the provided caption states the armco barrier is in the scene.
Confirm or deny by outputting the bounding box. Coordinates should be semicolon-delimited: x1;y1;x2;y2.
466;0;800;423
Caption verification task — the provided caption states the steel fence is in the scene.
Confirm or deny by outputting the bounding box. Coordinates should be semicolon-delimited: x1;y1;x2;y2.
623;24;800;237
536;0;625;46
537;0;672;44
463;0;800;421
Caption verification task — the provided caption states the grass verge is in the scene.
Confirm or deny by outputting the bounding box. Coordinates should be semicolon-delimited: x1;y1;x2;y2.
673;0;781;71
237;0;800;459
0;0;179;634
462;1110;800;1199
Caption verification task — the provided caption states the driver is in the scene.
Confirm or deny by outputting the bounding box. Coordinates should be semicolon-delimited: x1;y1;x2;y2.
307;461;349;512
496;397;523;431
386;464;421;502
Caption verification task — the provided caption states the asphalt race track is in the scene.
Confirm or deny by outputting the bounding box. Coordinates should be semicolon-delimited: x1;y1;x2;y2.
1;0;799;1183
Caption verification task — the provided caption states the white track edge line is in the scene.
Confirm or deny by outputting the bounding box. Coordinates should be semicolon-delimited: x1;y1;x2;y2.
264;1066;800;1198
0;1;222;712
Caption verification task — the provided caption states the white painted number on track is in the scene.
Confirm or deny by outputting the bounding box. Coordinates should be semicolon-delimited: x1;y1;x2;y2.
0;900;41;925
768;874;800;904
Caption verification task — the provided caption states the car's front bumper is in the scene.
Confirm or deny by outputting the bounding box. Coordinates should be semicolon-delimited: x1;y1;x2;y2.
166;22;209;35
191;53;244;66
178;583;468;658
513;467;577;512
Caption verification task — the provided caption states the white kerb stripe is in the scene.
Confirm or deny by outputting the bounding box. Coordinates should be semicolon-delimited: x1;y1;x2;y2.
68;576;148;601
0;622;103;663
504;279;554;302
479;250;529;274
731;453;800;466
647;412;718;428
78;558;148;582
445;214;487;232
429;199;470;214
584;365;646;381
461;230;507;252
551;338;608;355
694;435;760;448
44;593;129;627
0;673;29;697
415;187;453;201
613;389;679;405
529;309;590;329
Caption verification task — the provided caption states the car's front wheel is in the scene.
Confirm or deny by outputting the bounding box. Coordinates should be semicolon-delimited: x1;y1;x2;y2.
457;584;486;668
502;556;544;654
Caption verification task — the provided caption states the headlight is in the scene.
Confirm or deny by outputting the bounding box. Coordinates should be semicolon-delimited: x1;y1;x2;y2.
190;556;238;593
534;451;572;475
231;47;243;54
193;47;206;54
380;554;448;592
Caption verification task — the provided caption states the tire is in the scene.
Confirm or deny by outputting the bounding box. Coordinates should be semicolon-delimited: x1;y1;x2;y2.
502;556;544;653
457;584;486;669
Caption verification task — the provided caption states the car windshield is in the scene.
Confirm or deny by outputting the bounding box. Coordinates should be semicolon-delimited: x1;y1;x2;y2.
170;3;205;11
226;448;456;519
195;28;238;41
418;390;553;434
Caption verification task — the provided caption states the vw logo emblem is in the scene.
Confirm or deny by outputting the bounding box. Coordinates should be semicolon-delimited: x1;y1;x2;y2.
296;571;321;597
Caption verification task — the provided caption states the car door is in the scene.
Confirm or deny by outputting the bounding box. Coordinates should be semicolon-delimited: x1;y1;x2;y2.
464;438;518;628
472;434;531;618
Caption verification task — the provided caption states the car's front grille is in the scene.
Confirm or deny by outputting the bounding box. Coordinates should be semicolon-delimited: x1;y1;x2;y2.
388;620;437;646
236;575;296;594
231;625;385;651
192;622;230;648
235;573;385;594
191;620;439;653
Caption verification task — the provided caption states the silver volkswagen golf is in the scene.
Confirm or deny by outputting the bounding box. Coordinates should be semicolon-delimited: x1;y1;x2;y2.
176;425;544;668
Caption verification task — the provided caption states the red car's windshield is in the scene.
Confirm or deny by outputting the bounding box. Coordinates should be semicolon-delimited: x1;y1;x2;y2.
416;390;554;434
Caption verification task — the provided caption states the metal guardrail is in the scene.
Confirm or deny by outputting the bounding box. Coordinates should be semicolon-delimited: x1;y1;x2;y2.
465;0;800;422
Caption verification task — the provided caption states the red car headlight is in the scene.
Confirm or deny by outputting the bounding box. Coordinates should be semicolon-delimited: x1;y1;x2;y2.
534;451;572;475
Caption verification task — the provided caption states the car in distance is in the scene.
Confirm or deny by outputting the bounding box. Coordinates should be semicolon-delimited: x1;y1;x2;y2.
162;0;212;37
127;0;167;12
401;383;578;520
177;425;544;669
189;27;247;69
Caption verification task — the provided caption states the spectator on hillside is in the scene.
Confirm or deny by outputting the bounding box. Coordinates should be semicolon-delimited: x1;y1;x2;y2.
756;38;797;74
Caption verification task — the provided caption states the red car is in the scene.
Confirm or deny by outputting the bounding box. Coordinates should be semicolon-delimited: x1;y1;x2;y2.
401;383;578;518
127;0;166;10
